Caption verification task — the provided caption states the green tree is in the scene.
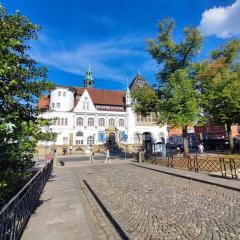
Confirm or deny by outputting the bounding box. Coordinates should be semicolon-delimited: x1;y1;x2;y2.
195;40;240;151
0;6;55;207
133;18;202;155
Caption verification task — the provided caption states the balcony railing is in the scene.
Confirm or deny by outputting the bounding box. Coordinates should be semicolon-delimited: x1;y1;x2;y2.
0;161;53;240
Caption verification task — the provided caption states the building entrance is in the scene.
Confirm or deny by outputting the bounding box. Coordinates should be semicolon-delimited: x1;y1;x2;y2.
142;132;152;157
108;132;116;145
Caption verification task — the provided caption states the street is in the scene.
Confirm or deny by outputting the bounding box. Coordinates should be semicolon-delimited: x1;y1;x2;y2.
57;153;129;162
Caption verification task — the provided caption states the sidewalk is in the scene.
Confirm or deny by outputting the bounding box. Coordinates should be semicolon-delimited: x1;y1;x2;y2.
131;162;240;191
21;167;93;240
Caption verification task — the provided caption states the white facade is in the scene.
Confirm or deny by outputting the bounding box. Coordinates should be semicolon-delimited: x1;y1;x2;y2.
50;87;74;112
40;85;168;151
125;88;168;144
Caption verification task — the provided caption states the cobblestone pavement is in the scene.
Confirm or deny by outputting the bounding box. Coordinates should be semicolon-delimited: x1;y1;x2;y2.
74;164;240;240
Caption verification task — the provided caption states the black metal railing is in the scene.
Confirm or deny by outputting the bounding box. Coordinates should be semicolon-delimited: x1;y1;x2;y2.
143;155;240;180
0;161;53;240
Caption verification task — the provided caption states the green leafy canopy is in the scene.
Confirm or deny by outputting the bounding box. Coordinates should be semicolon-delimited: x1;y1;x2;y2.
0;5;55;207
132;18;203;155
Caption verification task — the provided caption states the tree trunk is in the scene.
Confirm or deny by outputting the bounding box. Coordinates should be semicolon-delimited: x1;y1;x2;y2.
226;123;234;152
182;126;189;156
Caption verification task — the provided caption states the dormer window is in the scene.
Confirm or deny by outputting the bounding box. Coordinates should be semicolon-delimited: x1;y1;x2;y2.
63;92;66;97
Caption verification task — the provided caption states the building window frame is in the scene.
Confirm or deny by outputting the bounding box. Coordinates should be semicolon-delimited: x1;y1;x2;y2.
118;119;124;127
109;118;115;127
76;117;83;126
88;117;94;126
87;135;95;145
76;131;84;137
98;131;105;142
98;118;105;127
76;140;83;145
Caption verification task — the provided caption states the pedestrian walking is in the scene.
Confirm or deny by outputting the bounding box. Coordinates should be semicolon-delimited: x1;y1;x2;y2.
176;146;181;155
104;148;111;164
88;146;95;163
162;144;167;160
69;145;73;154
63;148;67;155
198;143;204;154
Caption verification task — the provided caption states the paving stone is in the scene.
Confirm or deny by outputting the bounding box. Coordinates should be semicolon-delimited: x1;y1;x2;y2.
21;167;93;240
74;163;240;240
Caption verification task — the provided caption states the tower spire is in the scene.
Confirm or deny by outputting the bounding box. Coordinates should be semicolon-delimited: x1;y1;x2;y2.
84;64;94;88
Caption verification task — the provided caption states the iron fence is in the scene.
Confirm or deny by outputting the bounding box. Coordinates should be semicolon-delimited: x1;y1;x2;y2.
0;161;53;240
145;155;240;180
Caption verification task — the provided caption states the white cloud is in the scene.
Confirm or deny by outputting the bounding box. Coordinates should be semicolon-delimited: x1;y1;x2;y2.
30;35;152;84
199;0;240;38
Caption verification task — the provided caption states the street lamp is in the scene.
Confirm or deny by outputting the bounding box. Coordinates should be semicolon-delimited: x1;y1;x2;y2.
44;126;52;161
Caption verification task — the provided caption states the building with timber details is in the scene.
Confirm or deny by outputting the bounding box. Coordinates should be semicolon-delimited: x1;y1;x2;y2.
37;67;168;154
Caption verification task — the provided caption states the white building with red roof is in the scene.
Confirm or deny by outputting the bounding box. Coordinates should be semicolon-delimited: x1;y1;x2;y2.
38;67;168;154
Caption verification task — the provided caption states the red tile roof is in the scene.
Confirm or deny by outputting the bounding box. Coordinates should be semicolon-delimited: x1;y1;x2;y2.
75;88;125;106
38;95;50;110
38;88;126;112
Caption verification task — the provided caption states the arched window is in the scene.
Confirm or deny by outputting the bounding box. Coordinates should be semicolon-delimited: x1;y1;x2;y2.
118;119;124;127
87;135;95;145
109;118;115;127
88;117;94;126
98;118;105;127
76;117;83;126
76;131;83;137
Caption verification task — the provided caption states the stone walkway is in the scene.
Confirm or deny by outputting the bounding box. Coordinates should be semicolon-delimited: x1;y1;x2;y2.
22;160;240;240
75;163;240;240
21;167;93;240
132;162;240;191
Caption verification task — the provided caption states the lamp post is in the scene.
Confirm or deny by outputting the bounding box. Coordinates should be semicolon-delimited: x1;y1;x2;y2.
166;126;171;157
44;126;52;161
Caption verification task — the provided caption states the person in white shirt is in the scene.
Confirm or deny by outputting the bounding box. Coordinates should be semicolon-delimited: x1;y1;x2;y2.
88;145;95;163
104;148;111;164
198;143;204;154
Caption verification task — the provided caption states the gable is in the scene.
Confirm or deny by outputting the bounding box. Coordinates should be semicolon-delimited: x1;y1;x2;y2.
129;74;148;92
74;89;96;112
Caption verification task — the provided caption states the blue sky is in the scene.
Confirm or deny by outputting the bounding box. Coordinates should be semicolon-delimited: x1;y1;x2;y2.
2;0;240;90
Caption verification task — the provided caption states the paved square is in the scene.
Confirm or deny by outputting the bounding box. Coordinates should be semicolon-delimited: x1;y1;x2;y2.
74;164;240;240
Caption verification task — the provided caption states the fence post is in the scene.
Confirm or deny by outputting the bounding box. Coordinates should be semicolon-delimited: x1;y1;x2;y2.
220;158;224;178
194;156;198;172
188;156;191;171
222;158;227;178
231;159;238;180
